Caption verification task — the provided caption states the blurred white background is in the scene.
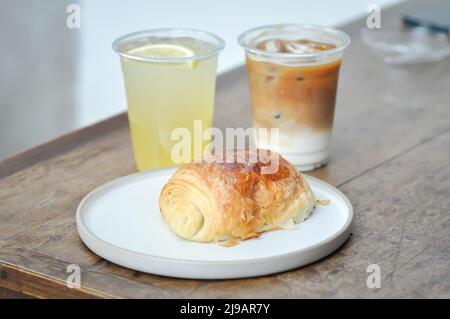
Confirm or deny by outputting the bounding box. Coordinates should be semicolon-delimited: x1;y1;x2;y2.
0;0;402;160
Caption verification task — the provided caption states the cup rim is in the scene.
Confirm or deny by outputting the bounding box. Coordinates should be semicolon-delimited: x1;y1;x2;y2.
237;23;351;60
112;28;225;63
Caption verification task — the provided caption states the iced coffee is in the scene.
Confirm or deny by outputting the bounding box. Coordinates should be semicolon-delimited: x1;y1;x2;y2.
238;24;350;171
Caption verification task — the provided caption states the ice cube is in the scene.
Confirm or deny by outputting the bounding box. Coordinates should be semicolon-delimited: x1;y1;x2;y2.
284;41;316;54
264;39;282;52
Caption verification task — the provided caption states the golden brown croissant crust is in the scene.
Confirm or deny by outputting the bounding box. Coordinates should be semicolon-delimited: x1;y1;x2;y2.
159;149;315;243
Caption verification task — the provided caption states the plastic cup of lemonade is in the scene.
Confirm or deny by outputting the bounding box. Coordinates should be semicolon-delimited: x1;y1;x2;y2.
238;24;350;171
113;29;224;171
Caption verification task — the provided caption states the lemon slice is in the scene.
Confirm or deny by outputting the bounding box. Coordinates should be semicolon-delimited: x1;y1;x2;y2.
129;44;198;68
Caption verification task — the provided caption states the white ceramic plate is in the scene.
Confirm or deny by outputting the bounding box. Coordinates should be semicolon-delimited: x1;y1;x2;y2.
76;168;353;279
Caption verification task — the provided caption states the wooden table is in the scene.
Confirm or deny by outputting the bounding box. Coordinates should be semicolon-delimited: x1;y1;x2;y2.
1;0;449;298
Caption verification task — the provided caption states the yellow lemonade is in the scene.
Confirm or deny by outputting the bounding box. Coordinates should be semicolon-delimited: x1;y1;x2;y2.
114;30;224;171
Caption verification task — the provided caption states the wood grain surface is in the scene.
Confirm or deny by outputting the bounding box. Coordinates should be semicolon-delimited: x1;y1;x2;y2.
1;0;449;298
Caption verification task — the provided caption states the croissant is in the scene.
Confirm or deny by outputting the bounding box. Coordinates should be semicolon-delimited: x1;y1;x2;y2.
159;148;315;243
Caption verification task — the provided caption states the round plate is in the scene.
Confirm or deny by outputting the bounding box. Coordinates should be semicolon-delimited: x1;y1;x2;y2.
76;168;353;279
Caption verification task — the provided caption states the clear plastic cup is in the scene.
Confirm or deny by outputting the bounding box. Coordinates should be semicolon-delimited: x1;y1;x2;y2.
113;29;224;171
238;24;350;171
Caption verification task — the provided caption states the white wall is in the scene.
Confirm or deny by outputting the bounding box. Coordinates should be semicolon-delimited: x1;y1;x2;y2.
0;0;79;160
77;0;402;127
